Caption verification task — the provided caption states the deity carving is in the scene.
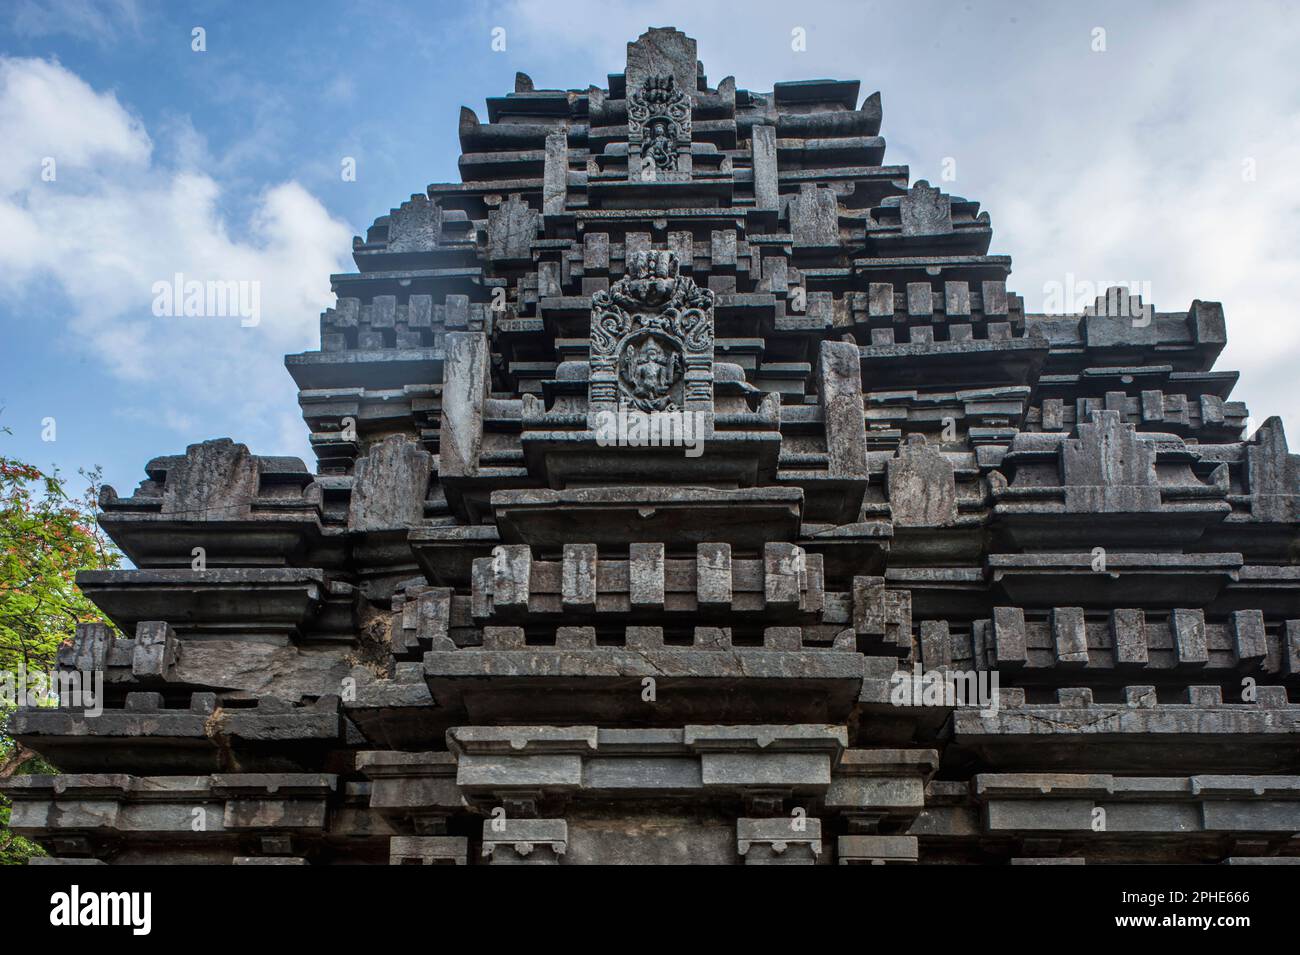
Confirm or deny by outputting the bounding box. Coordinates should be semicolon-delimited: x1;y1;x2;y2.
622;335;681;412
589;249;713;416
628;74;691;177
642;119;677;172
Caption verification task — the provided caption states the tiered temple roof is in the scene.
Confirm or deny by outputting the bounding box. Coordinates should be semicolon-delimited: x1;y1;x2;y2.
7;28;1298;865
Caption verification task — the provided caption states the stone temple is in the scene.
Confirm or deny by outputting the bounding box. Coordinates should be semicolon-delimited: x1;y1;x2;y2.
6;27;1299;865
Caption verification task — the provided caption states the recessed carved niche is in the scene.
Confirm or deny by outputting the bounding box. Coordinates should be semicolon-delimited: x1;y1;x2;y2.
588;249;714;423
628;74;692;180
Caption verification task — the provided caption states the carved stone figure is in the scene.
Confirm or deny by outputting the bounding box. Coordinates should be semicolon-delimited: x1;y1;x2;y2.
643;119;676;171
622;334;681;411
589;249;713;417
628;73;690;178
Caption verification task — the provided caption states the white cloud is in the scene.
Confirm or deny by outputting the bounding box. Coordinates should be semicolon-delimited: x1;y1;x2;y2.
0;56;351;464
499;0;1300;440
0;56;149;195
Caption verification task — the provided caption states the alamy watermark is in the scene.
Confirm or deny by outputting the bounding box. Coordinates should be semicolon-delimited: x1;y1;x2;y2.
1041;274;1153;327
50;885;151;935
1;667;103;717
151;272;261;327
889;663;1000;717
593;408;705;458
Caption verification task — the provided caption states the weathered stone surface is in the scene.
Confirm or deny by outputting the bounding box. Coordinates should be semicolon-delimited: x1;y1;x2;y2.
131;620;179;679
899;181;953;236
818;338;869;522
19;25;1297;866
624;27;697;115
389;836;467;865
486;194;540;263
886;434;957;526
790;183;839;248
737;817;822;865
160;438;259;519
751;124;778;211
385;194;441;252
838;835;918;864
543;129;568;215
481;818;567;865
347;434;431;531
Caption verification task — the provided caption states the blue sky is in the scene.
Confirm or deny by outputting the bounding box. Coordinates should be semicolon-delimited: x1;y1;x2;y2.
2;0;1299;502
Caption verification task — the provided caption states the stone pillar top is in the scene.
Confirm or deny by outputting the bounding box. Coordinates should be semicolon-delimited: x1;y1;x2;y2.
625;27;698;102
625;29;696;181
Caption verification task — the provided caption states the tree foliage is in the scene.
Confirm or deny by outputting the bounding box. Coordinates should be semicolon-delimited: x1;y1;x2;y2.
0;429;120;863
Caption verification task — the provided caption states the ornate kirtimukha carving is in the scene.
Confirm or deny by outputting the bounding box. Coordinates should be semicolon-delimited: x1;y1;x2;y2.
628;74;691;180
589;249;714;418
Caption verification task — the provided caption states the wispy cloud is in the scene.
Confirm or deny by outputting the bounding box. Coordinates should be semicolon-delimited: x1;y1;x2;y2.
9;0;142;45
0;56;352;463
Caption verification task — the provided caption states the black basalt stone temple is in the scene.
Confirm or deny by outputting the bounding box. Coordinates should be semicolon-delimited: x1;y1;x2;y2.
6;28;1299;865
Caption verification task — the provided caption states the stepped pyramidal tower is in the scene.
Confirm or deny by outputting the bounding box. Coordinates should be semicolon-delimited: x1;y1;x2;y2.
7;27;1300;866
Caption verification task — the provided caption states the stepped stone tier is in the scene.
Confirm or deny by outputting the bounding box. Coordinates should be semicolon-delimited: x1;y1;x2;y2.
8;27;1300;865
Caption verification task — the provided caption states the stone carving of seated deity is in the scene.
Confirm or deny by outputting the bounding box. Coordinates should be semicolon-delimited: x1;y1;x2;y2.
622;335;683;412
642;119;677;171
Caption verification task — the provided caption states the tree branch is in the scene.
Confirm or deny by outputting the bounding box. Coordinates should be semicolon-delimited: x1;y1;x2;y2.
0;742;35;779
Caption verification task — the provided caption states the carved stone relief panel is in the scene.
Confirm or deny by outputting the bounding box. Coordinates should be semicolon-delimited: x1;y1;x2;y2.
589;249;713;422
